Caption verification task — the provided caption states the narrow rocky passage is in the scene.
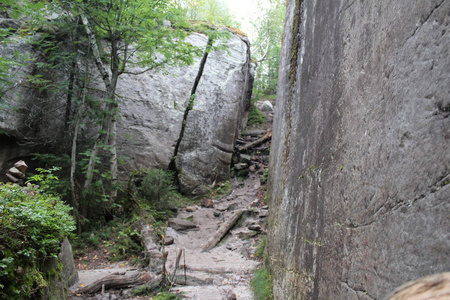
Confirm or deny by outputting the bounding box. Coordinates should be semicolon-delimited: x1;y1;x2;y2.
70;99;274;300
164;173;267;299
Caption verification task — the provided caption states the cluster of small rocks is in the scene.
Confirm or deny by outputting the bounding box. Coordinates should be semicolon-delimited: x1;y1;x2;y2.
5;160;27;184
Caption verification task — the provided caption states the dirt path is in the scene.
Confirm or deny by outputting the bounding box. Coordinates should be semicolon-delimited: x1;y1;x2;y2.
70;174;267;300
164;174;266;299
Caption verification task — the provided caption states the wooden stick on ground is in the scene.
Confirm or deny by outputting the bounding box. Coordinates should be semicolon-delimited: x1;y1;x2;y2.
237;132;272;152
78;271;154;294
202;209;246;252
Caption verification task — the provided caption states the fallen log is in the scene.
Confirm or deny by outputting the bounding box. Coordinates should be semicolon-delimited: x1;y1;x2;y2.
202;209;246;252
237;132;272;152
78;271;154;294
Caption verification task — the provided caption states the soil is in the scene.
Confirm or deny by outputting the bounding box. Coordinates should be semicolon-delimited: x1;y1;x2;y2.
69;99;274;300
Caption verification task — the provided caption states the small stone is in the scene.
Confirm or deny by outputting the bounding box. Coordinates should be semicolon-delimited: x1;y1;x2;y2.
251;199;260;207
8;167;25;178
238;231;258;239
234;163;247;170
168;218;197;231
186;206;198;212
249;165;256;172
227;203;238;211
227;290;237;300
164;236;174;245
248;224;262;231
14;160;28;173
16;266;24;276
6;173;19;183
240;154;252;163
259;210;269;218
201;199;215;208
261;100;274;111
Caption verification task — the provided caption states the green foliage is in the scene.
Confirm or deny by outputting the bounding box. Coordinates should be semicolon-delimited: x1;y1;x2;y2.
128;168;186;220
109;226;143;262
140;169;176;209
261;168;269;184
255;237;267;259
247;103;266;126
251;266;274;300
214;181;232;195
176;0;240;28
59;0;201;72
27;166;61;195
0;184;75;299
251;0;286;96
71;218;144;263
153;292;183;300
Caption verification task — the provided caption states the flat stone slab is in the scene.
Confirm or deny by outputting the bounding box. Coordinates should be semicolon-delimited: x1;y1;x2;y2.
168;218;197;231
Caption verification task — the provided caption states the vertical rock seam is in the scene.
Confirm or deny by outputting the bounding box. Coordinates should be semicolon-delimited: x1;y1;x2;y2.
168;38;213;174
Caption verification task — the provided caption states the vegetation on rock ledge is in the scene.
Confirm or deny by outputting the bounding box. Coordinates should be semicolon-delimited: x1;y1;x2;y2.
0;183;75;299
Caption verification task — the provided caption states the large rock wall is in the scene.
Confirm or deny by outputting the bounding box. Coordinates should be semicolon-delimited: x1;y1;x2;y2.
266;0;450;299
0;28;253;192
175;34;253;195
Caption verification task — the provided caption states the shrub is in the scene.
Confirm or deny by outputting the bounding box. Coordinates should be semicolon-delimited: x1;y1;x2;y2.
0;183;75;299
261;169;269;184
128;169;178;215
247;103;266;126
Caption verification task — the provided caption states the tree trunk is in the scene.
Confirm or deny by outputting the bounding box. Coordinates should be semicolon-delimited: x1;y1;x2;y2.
71;53;90;232
81;15;119;200
109;117;118;200
78;271;155;294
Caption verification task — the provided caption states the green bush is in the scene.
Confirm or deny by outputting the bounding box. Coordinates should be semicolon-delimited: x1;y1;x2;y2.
247;103;266;126
251;266;273;300
0;183;75;299
128;169;179;216
255;237;267;259
261;169;269;184
153;292;182;300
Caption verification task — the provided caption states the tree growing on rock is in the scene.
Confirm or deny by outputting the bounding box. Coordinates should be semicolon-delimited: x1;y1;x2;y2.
2;0;202;227
57;0;201;201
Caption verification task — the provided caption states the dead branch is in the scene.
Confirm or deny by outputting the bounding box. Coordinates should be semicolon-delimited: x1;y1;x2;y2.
78;271;154;294
202;209;246;252
237;132;272;152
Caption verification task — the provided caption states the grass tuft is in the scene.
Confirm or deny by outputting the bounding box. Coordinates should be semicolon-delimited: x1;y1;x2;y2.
251;266;274;300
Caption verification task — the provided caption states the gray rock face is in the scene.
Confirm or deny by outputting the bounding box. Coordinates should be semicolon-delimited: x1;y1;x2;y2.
175;34;254;195
0;29;253;193
116;33;209;174
266;1;450;300
117;32;254;194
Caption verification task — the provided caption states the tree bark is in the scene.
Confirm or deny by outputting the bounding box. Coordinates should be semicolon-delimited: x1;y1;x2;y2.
81;15;119;200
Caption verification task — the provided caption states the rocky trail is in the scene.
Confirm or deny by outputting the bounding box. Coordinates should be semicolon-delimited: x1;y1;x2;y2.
69;99;274;300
